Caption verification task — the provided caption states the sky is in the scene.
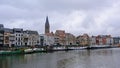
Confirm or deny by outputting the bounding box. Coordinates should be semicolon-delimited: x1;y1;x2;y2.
0;0;120;36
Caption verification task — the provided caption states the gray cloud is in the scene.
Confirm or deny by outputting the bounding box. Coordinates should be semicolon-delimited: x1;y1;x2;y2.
0;0;120;36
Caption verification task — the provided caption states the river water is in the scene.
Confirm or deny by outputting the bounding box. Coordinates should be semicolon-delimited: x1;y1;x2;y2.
0;48;120;68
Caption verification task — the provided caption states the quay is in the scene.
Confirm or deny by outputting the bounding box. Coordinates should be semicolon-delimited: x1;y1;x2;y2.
0;45;119;55
86;45;118;49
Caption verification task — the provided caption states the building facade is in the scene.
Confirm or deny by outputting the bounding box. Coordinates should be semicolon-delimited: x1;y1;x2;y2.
39;34;55;46
95;35;113;45
113;37;120;45
90;35;114;45
90;36;96;45
13;28;23;46
65;33;76;45
76;34;90;46
0;24;4;47
4;28;15;47
55;30;66;45
23;30;39;46
106;35;113;45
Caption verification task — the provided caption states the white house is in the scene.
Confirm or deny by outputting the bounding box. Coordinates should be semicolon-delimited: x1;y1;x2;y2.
39;34;55;46
13;28;23;46
90;36;96;45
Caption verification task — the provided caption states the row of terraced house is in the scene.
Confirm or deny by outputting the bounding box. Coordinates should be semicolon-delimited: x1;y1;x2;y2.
0;24;120;47
0;17;120;47
0;25;76;47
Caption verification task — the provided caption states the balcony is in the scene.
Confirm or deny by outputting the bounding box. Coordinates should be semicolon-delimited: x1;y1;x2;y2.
0;37;4;40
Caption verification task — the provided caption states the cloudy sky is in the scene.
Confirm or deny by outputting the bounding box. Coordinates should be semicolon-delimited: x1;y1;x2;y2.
0;0;120;36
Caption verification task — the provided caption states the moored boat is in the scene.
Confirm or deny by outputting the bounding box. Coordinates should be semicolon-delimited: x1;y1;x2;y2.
68;47;87;50
24;48;33;54
53;47;66;51
0;50;24;55
86;45;114;49
33;48;45;52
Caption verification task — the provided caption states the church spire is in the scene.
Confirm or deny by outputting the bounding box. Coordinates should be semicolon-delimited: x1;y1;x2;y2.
45;16;50;34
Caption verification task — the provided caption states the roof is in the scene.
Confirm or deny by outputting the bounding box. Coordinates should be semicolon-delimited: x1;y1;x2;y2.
4;28;13;33
0;24;4;29
24;30;39;35
13;28;23;33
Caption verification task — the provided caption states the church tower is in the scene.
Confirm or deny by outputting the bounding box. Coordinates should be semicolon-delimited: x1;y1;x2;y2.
45;16;50;34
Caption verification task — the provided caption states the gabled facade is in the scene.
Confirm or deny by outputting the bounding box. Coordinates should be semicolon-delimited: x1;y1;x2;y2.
76;34;90;46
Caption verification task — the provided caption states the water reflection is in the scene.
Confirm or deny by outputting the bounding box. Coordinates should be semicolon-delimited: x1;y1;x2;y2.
0;48;120;68
56;49;116;68
0;55;25;68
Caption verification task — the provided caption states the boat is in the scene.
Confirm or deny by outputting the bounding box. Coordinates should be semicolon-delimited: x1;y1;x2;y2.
24;48;33;54
53;47;66;51
86;45;113;49
33;48;45;52
0;50;23;55
68;47;87;50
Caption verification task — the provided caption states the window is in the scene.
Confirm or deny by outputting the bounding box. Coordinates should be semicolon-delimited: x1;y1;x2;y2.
18;42;20;45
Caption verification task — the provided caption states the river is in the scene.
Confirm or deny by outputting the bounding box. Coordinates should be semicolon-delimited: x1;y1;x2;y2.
0;48;120;68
